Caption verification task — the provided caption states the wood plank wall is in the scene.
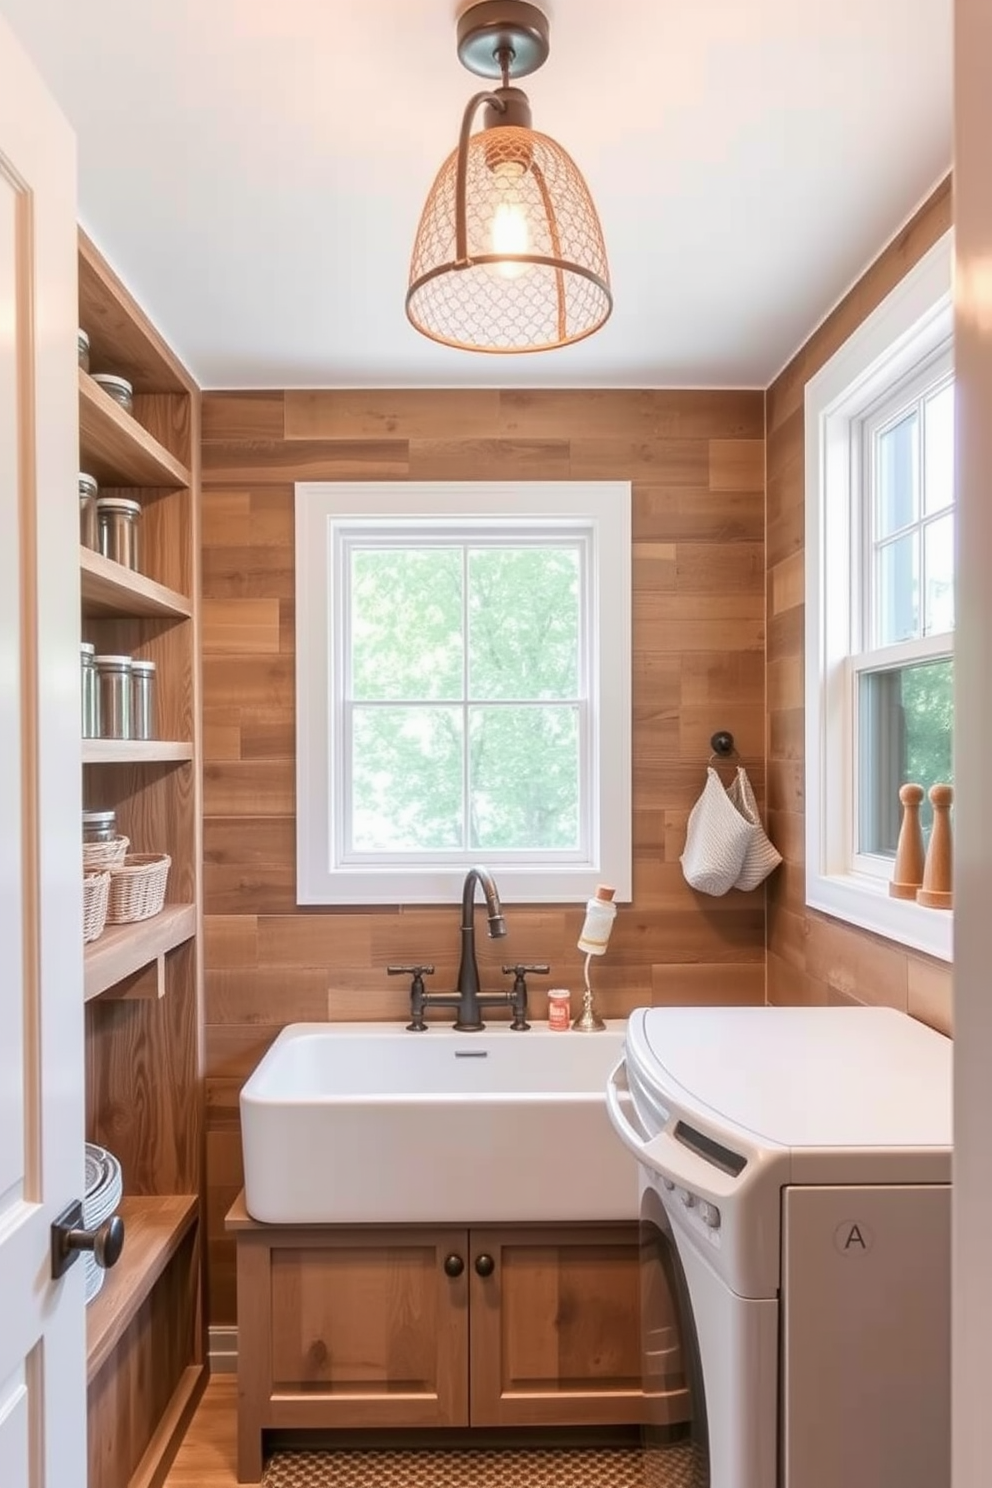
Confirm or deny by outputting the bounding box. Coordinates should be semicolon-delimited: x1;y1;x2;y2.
765;177;954;1035
200;389;766;1322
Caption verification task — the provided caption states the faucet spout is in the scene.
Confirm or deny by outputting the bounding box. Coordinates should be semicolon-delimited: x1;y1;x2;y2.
455;865;506;1031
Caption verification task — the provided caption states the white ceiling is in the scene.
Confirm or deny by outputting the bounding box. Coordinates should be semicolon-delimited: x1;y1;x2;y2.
0;0;951;389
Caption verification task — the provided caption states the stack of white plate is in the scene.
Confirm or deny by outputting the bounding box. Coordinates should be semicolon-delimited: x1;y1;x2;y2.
83;1143;122;1303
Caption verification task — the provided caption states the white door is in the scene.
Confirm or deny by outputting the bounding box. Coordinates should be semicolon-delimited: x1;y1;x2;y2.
0;13;87;1486
954;0;992;1482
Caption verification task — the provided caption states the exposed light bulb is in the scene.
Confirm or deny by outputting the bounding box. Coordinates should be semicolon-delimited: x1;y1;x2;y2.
491;200;529;277
489;159;530;279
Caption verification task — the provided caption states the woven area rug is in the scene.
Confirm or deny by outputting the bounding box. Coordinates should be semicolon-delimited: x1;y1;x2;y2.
262;1442;705;1487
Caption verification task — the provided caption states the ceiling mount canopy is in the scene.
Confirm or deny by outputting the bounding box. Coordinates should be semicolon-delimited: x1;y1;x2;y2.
455;0;550;80
406;0;612;355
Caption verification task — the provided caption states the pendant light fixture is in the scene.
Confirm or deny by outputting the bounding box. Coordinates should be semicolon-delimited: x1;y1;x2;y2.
406;0;612;354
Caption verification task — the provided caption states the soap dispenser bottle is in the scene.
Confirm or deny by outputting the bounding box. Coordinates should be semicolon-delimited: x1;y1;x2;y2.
577;884;617;955
573;885;616;1031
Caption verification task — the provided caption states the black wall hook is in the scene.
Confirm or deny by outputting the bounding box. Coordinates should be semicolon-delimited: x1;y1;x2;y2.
709;731;736;758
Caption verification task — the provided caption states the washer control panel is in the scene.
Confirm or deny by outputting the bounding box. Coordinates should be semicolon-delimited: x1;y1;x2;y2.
664;1183;722;1246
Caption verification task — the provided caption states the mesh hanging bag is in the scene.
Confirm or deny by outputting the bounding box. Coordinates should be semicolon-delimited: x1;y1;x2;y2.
727;767;783;891
680;767;753;896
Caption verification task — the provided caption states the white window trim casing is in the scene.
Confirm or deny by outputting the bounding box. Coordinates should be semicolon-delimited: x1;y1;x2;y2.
805;230;953;962
296;481;632;905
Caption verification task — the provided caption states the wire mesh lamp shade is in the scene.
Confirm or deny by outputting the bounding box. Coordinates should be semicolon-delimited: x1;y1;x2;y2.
407;122;612;353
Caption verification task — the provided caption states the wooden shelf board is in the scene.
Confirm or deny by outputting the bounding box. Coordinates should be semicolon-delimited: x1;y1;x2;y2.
80;548;192;620
79;368;190;488
83;739;193;765
79;230;193;395
85;903;196;1001
86;1194;198;1384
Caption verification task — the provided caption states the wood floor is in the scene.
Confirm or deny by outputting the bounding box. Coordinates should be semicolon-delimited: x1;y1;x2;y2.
164;1375;239;1486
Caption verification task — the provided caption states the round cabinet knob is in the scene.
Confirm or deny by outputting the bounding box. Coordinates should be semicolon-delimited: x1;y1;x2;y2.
474;1253;495;1278
443;1254;465;1278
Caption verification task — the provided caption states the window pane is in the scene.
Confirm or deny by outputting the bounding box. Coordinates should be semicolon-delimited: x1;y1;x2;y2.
468;547;580;700
924;513;955;636
351;706;462;850
875;410;918;539
923;382;954;515
875;532;919;645
469;705;579;850
858;658;953;855
351;549;462;700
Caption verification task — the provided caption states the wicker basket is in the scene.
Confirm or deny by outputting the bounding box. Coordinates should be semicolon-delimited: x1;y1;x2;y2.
83;871;111;943
82;834;130;873
106;853;171;924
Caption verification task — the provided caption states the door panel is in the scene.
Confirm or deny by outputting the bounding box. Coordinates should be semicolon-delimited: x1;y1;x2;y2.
0;1364;29;1485
783;1184;950;1488
236;1224;469;1447
269;1236;467;1414
0;124;27;1215
0;13;85;1487
469;1224;643;1427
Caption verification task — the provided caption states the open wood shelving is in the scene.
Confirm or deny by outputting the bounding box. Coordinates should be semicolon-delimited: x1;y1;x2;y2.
86;1194;198;1384
84;904;197;1002
81;547;192;620
80;228;205;1488
83;739;194;765
79;366;190;488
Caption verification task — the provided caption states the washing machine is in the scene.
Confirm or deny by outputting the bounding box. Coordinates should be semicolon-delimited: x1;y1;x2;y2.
606;1004;951;1488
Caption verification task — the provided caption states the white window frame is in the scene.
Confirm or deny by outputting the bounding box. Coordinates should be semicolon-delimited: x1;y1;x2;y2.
805;230;953;961
295;480;632;905
851;348;954;884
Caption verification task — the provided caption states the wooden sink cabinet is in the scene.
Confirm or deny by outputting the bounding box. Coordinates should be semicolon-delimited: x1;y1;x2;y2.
226;1195;687;1483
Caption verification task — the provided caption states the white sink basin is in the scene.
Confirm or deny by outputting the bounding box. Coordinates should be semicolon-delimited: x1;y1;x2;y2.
240;1020;638;1224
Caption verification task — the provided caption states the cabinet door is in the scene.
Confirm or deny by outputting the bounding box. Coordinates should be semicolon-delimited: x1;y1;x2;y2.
265;1226;469;1428
469;1225;642;1427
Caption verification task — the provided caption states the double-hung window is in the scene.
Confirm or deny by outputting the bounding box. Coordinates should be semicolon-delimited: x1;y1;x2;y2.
295;482;631;905
855;358;954;866
805;232;954;959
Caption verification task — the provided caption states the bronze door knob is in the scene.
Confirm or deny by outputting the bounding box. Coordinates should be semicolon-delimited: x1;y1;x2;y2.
474;1253;495;1278
51;1200;125;1280
443;1253;465;1278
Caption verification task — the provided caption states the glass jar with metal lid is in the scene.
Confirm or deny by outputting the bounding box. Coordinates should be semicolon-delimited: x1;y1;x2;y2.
82;809;117;844
77;328;90;373
97;496;142;572
79;472;99;551
80;642;99;738
95;655;133;739
130;659;157;741
91;373;133;414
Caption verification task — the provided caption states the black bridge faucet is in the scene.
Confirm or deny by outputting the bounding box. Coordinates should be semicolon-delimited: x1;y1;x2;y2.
389;866;552;1032
451;865;507;1030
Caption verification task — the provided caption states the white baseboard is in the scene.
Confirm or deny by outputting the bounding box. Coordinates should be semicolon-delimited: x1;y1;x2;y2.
209;1325;238;1373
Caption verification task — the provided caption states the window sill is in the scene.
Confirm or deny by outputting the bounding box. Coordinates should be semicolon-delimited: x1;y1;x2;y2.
806;870;952;962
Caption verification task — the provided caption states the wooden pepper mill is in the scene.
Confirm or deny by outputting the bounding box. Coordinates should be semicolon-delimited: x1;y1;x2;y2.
889;783;926;899
917;784;953;909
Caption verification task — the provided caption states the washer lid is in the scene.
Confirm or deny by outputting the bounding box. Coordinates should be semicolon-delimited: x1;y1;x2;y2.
627;1005;951;1153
